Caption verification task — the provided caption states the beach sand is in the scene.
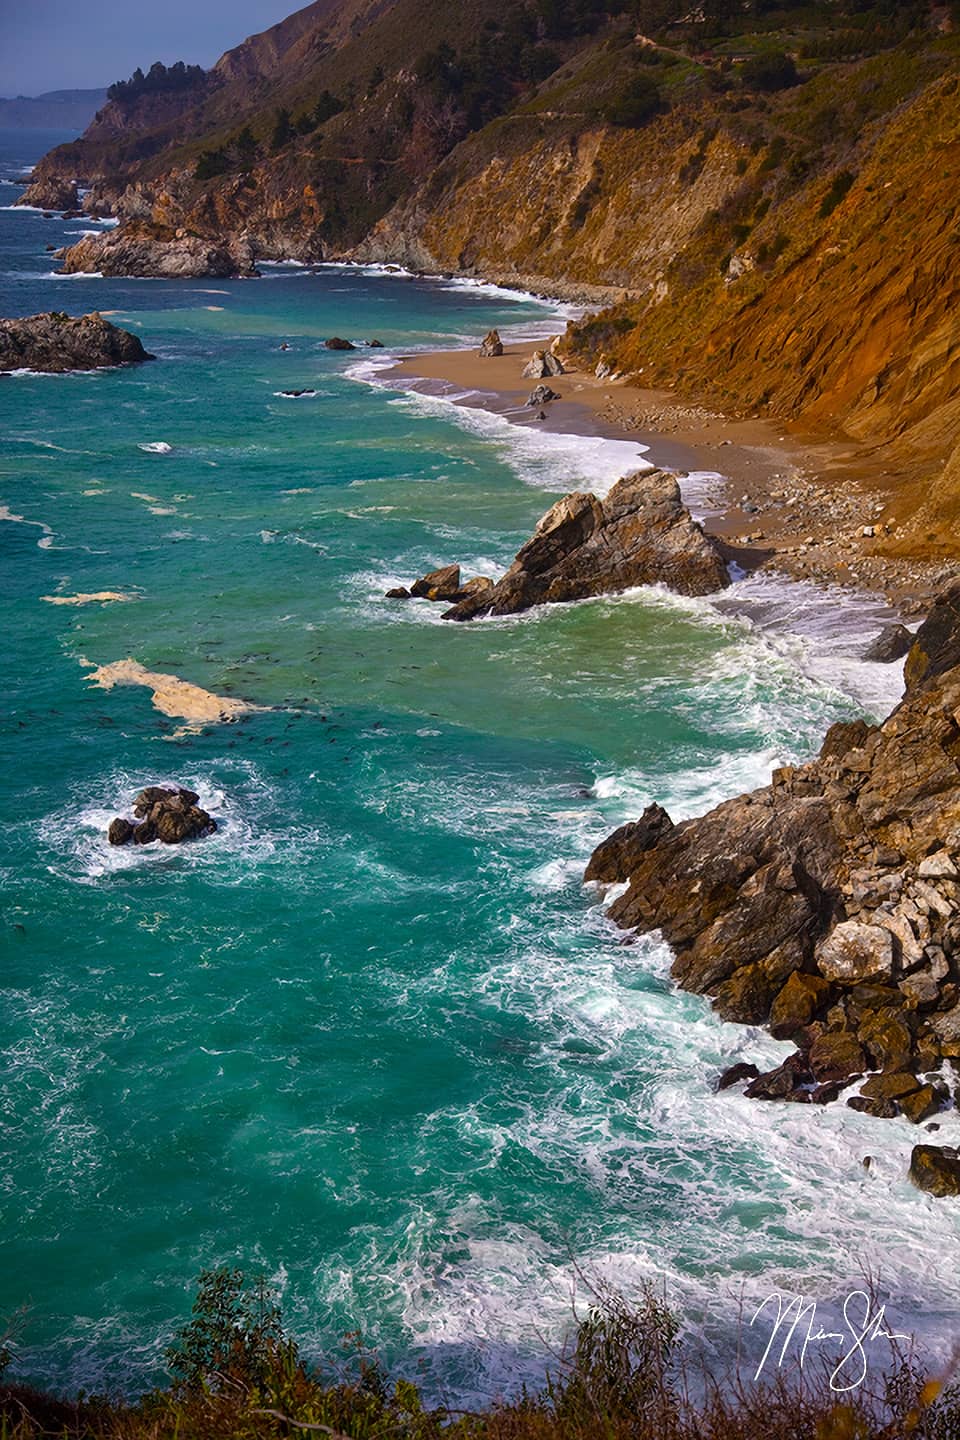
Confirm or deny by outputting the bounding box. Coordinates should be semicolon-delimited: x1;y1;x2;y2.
390;343;956;614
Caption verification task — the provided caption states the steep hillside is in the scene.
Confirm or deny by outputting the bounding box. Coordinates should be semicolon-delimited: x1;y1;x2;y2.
20;0;960;555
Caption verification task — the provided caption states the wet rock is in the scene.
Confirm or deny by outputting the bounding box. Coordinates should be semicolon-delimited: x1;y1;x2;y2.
714;962;778;1024
0;311;154;375
809;1030;866;1083
479;329;503;357
444;470;729;621
366;339;384;347
385;586;411;600
526;383;561;406
109;786;214;846
770;971;833;1039
900;1084;940;1124
324;336;356;350
108;817;134;846
857;1008;913;1071
904;581;960;692
863;623;914;663
410;564;464;601
859;1071;920;1101
909;1143;960;1196
745;1051;813;1101
847;1094;899;1119
716;1061;761;1090
584;804;675;884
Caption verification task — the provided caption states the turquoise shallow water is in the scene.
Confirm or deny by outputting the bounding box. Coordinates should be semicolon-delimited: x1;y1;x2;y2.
2;130;959;1400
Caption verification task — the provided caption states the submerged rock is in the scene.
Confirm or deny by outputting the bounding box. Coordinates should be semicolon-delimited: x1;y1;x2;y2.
59;222;258;279
585;580;960;1147
443;470;729;621
479;329;503;357
0;311;154;374
108;785;216;846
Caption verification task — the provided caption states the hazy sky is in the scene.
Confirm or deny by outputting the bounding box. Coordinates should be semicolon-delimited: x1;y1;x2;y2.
0;0;304;96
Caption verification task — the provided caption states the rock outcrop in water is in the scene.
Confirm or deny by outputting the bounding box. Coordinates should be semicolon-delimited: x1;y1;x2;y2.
443;469;729;621
17;176;80;211
108;786;216;846
588;582;960;1127
0;311;154;373
59;222;258;279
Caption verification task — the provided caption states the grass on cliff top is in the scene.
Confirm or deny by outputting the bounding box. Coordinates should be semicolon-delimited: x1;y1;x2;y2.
3;1267;960;1440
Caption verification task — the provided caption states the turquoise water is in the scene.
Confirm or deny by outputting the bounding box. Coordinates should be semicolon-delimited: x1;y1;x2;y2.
2;130;959;1400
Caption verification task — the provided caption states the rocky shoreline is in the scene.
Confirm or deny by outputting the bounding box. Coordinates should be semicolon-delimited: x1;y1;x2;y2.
0;311;154;374
587;584;960;1170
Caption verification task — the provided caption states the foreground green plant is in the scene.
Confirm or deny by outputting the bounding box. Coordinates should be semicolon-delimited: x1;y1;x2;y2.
3;1271;960;1439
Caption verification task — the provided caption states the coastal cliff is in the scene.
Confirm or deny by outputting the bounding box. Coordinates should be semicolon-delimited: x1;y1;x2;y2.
21;2;960;557
588;583;960;1121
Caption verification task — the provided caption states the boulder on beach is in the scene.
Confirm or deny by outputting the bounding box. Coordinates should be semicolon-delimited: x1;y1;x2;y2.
59;222;259;279
479;329;503;357
442;469;730;621
526;383;560;406
0;312;155;374
522;349;565;379
108;785;216;846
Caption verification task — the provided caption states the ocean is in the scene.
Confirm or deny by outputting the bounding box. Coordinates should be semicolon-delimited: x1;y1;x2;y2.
2;128;957;1402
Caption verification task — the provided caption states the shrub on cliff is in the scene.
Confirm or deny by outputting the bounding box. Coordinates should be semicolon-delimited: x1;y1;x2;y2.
740;50;799;92
603;72;663;126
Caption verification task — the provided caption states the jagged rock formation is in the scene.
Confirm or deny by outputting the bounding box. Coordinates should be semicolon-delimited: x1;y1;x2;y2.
587;583;960;1122
108;786;216;846
526;383;561;407
479;330;503;357
16;176;79;211
19;2;960;555
522;349;564;379
58;223;257;278
0;312;154;373
443;469;729;621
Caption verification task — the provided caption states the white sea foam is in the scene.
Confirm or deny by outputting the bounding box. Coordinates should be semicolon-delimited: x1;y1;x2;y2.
347;363;651;498
137;441;173;454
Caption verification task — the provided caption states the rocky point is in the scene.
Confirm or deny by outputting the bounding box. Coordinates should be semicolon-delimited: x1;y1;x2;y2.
586;582;960;1142
0;311;154;373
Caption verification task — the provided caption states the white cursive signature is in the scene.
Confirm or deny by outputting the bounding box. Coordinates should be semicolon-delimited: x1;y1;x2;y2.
750;1290;910;1392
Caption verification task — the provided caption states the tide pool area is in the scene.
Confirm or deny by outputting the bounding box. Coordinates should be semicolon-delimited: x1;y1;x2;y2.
1;129;957;1403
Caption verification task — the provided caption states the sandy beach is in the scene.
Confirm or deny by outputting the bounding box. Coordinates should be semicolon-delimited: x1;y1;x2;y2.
391;341;956;615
